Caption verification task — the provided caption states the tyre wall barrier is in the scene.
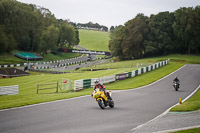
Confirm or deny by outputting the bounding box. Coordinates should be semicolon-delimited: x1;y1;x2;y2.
74;60;169;91
92;75;116;87
0;55;85;68
0;64;22;68
74;80;84;91
30;69;68;74
0;85;19;95
33;56;89;70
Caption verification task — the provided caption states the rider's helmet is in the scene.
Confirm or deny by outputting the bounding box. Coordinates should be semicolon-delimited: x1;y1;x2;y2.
94;79;100;85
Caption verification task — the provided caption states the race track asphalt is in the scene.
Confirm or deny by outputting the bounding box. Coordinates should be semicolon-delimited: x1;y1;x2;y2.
0;64;200;133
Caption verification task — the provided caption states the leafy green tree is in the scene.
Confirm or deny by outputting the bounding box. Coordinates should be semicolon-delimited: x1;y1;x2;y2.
110;26;115;31
77;22;108;31
40;25;59;55
122;16;148;59
0;27;8;53
173;7;194;54
109;14;148;60
109;26;124;60
144;12;175;56
0;0;80;55
57;21;76;48
109;7;200;59
0;26;16;53
191;6;200;54
75;28;80;45
6;34;17;52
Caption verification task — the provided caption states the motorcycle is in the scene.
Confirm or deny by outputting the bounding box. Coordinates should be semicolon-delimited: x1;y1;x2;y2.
173;82;180;91
92;88;114;109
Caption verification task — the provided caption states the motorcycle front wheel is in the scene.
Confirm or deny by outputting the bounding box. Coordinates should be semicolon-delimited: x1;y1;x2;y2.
97;99;105;109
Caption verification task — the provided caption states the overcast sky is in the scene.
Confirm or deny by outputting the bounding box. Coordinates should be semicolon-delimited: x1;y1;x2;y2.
17;0;200;28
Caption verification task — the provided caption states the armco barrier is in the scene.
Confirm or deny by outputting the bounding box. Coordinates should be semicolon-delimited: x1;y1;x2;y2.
99;75;116;84
73;60;169;91
128;72;132;78
131;70;136;77
141;68;144;74
135;70;138;76
74;75;116;91
145;67;148;72
116;73;128;80
0;85;19;95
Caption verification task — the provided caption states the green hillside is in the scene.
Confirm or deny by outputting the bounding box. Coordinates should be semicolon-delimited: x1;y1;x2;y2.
79;29;110;51
0;29;110;65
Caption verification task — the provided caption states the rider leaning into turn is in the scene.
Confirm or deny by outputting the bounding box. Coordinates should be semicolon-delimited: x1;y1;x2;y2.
92;80;112;100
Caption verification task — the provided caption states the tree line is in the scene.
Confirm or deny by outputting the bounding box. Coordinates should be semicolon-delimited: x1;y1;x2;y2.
109;6;200;60
76;21;108;32
0;0;79;55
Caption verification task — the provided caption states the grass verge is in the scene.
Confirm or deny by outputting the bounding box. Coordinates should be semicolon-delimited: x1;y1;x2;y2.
170;127;200;133
170;88;200;112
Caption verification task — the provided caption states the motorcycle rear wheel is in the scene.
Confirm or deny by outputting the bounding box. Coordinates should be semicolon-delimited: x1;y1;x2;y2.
109;100;114;108
174;85;179;91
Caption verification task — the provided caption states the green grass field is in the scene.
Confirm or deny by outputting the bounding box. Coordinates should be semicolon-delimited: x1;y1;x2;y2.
79;29;110;51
